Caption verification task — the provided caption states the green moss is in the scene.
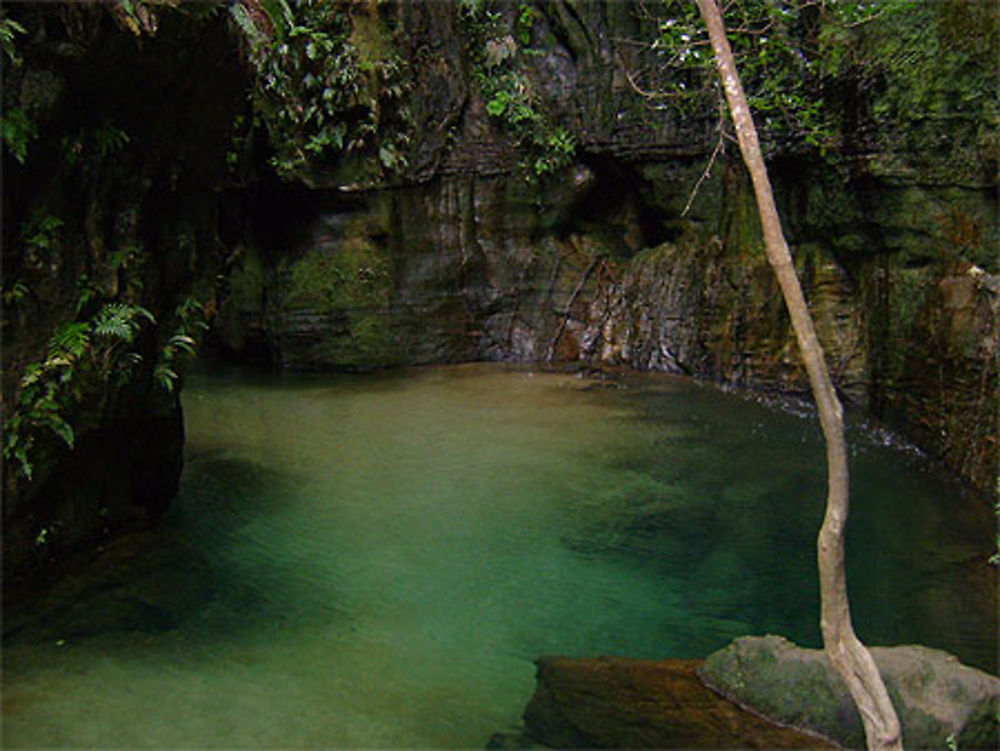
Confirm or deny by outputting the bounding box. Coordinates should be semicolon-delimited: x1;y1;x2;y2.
214;248;266;351
278;231;400;368
956;697;1000;749
283;236;390;312
723;176;765;259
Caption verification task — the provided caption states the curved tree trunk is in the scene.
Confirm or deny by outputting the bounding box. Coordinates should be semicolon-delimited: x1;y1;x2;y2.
692;1;903;749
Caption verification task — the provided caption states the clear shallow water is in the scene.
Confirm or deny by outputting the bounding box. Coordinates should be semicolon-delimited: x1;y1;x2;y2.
3;363;996;748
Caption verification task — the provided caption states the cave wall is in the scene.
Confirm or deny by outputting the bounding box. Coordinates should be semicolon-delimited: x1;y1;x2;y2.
3;1;996;583
2;4;248;579
211;1;997;493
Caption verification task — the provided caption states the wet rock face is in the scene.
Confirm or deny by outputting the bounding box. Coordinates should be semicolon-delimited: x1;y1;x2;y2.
2;6;247;580
211;1;997;493
881;268;999;495
217;160;999;493
700;635;1000;750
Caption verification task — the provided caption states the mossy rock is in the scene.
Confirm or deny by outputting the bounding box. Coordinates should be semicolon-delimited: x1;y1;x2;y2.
700;635;1000;750
272;230;401;369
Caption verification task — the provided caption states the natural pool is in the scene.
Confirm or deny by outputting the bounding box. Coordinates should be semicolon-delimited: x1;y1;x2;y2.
3;364;996;748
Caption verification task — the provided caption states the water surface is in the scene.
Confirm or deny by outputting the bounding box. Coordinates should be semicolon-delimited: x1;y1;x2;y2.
4;364;995;747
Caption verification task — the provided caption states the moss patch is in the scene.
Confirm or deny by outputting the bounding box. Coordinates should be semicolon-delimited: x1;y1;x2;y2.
275;228;400;369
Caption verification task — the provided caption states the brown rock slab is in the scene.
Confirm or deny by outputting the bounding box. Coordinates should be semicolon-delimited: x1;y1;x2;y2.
514;655;835;749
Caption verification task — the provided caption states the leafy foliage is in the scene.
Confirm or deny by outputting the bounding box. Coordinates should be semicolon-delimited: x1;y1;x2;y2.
818;0;998;170
0;12;25;64
2;108;38;164
3;299;157;480
153;297;208;392
650;0;859;153
48;322;91;360
230;0;411;180
461;0;577;178
648;0;996;164
3;279;29;307
22;211;64;250
92;302;153;342
61;120;132;173
93;121;131;158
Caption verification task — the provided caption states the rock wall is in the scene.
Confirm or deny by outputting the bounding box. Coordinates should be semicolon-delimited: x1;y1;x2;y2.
211;0;997;493
2;4;247;580
4;1;996;585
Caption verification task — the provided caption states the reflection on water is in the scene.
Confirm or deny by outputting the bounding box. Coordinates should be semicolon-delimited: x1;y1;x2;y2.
3;364;996;748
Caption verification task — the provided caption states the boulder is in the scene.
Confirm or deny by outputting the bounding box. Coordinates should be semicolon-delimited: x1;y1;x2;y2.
700;635;1000;750
491;655;835;749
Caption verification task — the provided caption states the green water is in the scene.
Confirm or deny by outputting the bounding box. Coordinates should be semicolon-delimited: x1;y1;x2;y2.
3;364;996;748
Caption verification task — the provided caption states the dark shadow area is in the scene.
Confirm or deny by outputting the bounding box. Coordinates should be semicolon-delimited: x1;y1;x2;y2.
3;454;342;646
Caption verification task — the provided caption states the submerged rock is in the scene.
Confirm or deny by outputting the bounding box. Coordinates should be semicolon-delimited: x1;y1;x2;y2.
700;635;1000;750
491;655;834;749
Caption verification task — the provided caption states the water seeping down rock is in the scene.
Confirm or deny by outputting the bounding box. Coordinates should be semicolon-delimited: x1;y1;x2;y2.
2;1;997;583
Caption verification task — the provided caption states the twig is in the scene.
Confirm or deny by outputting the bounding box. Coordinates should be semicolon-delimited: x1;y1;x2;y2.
682;134;724;218
546;256;602;363
682;103;727;218
623;66;682;100
544;252;562;305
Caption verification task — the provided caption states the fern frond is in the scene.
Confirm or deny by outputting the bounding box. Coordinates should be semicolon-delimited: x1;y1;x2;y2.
39;411;74;448
154;363;179;393
92;303;134;340
48;322;90;360
92;302;152;342
230;2;266;49
168;334;197;355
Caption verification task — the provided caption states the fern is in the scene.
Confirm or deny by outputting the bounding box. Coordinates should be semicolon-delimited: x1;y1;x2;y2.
3;414;34;480
260;0;294;40
1;15;26;66
6;296;158;480
75;276;101;314
19;362;43;389
168;334;197;355
22;211;63;249
35;406;74;449
48;322;90;360
154;363;179;393
114;351;144;386
230;2;267;52
176;296;208;329
91;302;154;342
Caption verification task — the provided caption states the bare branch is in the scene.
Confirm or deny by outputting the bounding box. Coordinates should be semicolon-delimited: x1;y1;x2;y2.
681;131;724;218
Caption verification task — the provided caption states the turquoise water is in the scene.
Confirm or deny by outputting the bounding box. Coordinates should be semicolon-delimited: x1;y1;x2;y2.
3;364;996;747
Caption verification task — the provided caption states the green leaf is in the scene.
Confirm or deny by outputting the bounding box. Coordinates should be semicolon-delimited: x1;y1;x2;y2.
91;302;152;342
486;94;508;117
19;363;43;389
378;145;396;168
154;363;179;392
44;413;75;448
0;108;35;163
49;322;90;360
23;211;63;249
168;334;197;355
1;16;26;65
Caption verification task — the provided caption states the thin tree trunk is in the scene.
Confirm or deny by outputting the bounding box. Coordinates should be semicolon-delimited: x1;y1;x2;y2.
692;2;903;749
